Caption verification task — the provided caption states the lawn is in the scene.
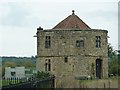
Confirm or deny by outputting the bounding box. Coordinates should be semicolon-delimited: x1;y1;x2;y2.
2;79;23;86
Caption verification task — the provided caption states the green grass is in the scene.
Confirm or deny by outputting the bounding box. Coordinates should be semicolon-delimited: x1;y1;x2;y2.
2;79;24;86
2;80;9;86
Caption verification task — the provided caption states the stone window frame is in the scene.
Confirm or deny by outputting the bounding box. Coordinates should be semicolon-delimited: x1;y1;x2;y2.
45;36;51;48
96;36;101;48
48;59;51;71
76;40;84;48
45;60;48;71
45;59;51;71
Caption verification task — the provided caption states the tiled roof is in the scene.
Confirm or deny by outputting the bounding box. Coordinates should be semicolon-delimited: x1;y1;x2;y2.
52;10;91;30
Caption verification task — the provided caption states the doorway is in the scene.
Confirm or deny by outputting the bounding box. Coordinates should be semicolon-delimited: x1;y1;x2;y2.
96;59;102;79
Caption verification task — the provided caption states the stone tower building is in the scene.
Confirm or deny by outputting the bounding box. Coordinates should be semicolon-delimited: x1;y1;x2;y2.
36;10;108;88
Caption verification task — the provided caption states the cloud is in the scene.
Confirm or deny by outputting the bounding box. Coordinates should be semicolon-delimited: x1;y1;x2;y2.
0;3;10;18
0;26;37;56
0;1;118;56
0;2;30;27
0;0;119;3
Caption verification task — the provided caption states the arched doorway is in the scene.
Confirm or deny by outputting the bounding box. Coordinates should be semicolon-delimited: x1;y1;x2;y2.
96;59;102;79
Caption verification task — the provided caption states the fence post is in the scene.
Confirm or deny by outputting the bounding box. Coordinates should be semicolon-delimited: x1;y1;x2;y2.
6;78;8;85
8;78;10;85
13;77;14;84
16;77;18;83
18;77;20;83
14;77;16;84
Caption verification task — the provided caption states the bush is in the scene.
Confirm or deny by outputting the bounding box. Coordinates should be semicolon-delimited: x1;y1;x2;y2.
35;71;54;80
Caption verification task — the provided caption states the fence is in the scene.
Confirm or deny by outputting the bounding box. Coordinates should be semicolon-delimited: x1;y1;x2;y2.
2;76;54;89
2;77;34;86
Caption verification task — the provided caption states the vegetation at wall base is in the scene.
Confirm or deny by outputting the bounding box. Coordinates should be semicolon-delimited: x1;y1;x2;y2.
108;44;120;76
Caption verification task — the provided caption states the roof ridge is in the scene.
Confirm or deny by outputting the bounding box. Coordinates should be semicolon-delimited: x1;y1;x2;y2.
52;15;71;29
75;15;91;29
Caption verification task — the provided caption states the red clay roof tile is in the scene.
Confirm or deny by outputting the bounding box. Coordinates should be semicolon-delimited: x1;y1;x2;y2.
52;10;91;30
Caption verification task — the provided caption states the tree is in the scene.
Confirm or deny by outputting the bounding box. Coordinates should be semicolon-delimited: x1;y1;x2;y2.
108;44;119;76
4;61;16;68
0;67;2;77
117;50;120;75
108;43;116;58
108;58;118;76
2;62;16;77
23;61;34;68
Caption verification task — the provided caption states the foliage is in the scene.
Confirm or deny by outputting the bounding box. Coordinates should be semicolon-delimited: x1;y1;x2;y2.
109;59;119;75
108;44;120;76
2;56;36;67
108;43;117;58
117;50;120;75
2;56;36;76
35;71;54;80
0;67;2;76
22;61;35;68
4;61;17;68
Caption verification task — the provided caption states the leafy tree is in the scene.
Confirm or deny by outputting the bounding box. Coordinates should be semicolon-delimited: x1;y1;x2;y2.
0;67;2;77
2;62;16;76
117;50;120;75
108;44;119;76
108;58;118;76
108;43;116;58
4;61;16;68
23;61;34;68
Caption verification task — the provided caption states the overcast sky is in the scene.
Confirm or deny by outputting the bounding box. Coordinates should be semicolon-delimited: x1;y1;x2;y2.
0;0;119;57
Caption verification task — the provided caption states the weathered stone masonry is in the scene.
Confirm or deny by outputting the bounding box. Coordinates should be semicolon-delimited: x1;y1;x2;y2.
36;11;108;88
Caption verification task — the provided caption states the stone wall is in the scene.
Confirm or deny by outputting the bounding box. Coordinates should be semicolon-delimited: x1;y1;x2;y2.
36;29;108;88
37;29;108;57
